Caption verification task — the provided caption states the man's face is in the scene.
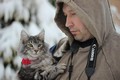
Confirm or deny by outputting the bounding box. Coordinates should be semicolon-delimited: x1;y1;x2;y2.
63;4;93;42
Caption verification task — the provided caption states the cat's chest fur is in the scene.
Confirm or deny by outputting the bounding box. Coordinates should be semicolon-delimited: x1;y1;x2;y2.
30;53;54;69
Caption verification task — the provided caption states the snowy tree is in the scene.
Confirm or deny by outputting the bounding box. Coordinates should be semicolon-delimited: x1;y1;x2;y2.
0;0;65;80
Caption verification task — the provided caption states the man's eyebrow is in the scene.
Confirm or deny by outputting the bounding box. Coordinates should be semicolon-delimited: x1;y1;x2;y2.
69;10;75;13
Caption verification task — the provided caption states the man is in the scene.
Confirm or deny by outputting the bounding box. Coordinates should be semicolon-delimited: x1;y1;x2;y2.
52;0;120;80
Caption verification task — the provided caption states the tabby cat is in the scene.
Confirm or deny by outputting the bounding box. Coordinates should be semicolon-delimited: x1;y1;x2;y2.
17;30;66;80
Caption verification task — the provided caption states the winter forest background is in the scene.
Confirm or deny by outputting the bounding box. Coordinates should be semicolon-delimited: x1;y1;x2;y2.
0;0;120;80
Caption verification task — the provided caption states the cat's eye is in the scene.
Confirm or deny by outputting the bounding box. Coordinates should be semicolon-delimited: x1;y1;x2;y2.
28;44;33;47
38;44;42;48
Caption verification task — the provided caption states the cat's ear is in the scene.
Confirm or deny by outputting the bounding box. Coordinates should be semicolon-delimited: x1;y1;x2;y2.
20;30;29;43
38;29;45;41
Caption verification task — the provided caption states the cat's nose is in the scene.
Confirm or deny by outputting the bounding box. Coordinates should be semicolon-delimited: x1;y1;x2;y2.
34;50;38;53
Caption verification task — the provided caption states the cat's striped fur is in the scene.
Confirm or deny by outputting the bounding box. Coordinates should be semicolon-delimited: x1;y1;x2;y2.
18;30;66;80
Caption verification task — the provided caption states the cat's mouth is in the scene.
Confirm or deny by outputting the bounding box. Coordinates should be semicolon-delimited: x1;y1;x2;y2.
28;57;38;61
28;53;39;58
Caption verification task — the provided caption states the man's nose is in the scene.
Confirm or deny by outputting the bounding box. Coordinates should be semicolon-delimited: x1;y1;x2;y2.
65;16;73;28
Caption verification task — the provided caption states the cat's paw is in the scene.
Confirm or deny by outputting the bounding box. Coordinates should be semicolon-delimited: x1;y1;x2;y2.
56;63;66;73
44;63;66;80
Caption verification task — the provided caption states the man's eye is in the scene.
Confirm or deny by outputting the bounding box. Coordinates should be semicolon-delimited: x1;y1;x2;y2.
38;44;42;47
71;13;76;15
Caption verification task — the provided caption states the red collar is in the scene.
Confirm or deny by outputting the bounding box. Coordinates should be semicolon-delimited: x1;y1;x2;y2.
22;58;31;65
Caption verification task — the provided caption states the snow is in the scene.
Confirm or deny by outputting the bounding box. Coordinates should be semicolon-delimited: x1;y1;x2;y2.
4;65;18;80
0;59;4;80
110;5;120;34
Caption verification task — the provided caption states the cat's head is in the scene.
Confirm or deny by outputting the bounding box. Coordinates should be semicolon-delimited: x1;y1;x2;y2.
19;30;47;60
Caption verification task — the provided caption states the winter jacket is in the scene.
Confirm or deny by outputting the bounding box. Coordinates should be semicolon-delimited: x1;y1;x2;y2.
53;0;120;80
